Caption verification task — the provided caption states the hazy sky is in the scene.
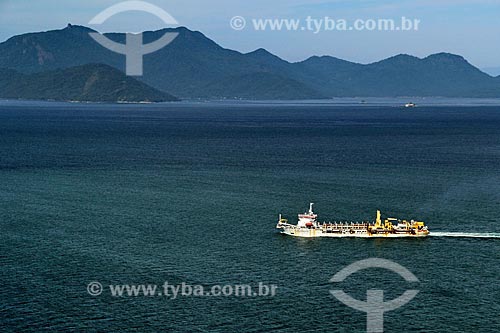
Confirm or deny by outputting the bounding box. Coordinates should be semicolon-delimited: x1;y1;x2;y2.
0;0;499;68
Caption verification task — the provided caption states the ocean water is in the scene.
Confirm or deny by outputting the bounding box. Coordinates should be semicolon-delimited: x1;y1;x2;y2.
0;101;499;332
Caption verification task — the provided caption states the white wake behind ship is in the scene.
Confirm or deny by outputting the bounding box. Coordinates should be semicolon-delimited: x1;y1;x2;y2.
276;203;429;238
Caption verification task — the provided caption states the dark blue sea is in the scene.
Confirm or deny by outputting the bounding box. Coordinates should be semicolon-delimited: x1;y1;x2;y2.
1;100;499;332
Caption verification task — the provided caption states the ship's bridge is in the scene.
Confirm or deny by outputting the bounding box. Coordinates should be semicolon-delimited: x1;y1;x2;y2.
297;203;318;227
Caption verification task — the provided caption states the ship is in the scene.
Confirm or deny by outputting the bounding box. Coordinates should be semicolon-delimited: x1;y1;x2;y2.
405;102;416;108
276;203;429;238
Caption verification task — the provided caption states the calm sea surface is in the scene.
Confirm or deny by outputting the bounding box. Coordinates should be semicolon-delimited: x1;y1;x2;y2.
1;100;499;332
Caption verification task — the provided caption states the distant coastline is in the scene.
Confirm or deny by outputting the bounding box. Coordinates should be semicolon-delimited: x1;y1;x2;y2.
2;97;500;107
1;25;500;101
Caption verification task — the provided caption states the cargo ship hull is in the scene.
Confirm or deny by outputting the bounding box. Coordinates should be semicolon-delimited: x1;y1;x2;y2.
279;227;429;238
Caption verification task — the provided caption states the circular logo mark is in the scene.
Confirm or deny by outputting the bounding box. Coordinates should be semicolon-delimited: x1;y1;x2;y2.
88;1;179;76
330;258;420;333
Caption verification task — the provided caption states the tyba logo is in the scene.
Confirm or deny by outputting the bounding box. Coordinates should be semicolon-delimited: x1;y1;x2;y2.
88;1;179;76
330;258;420;333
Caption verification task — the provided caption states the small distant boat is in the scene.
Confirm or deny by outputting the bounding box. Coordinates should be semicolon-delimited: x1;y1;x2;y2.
405;102;416;108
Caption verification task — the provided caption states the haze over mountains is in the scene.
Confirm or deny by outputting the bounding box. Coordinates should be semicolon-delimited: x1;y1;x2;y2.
0;24;499;101
482;67;500;77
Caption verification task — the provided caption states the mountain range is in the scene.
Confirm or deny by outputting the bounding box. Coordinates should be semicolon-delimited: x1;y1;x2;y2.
0;24;499;101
